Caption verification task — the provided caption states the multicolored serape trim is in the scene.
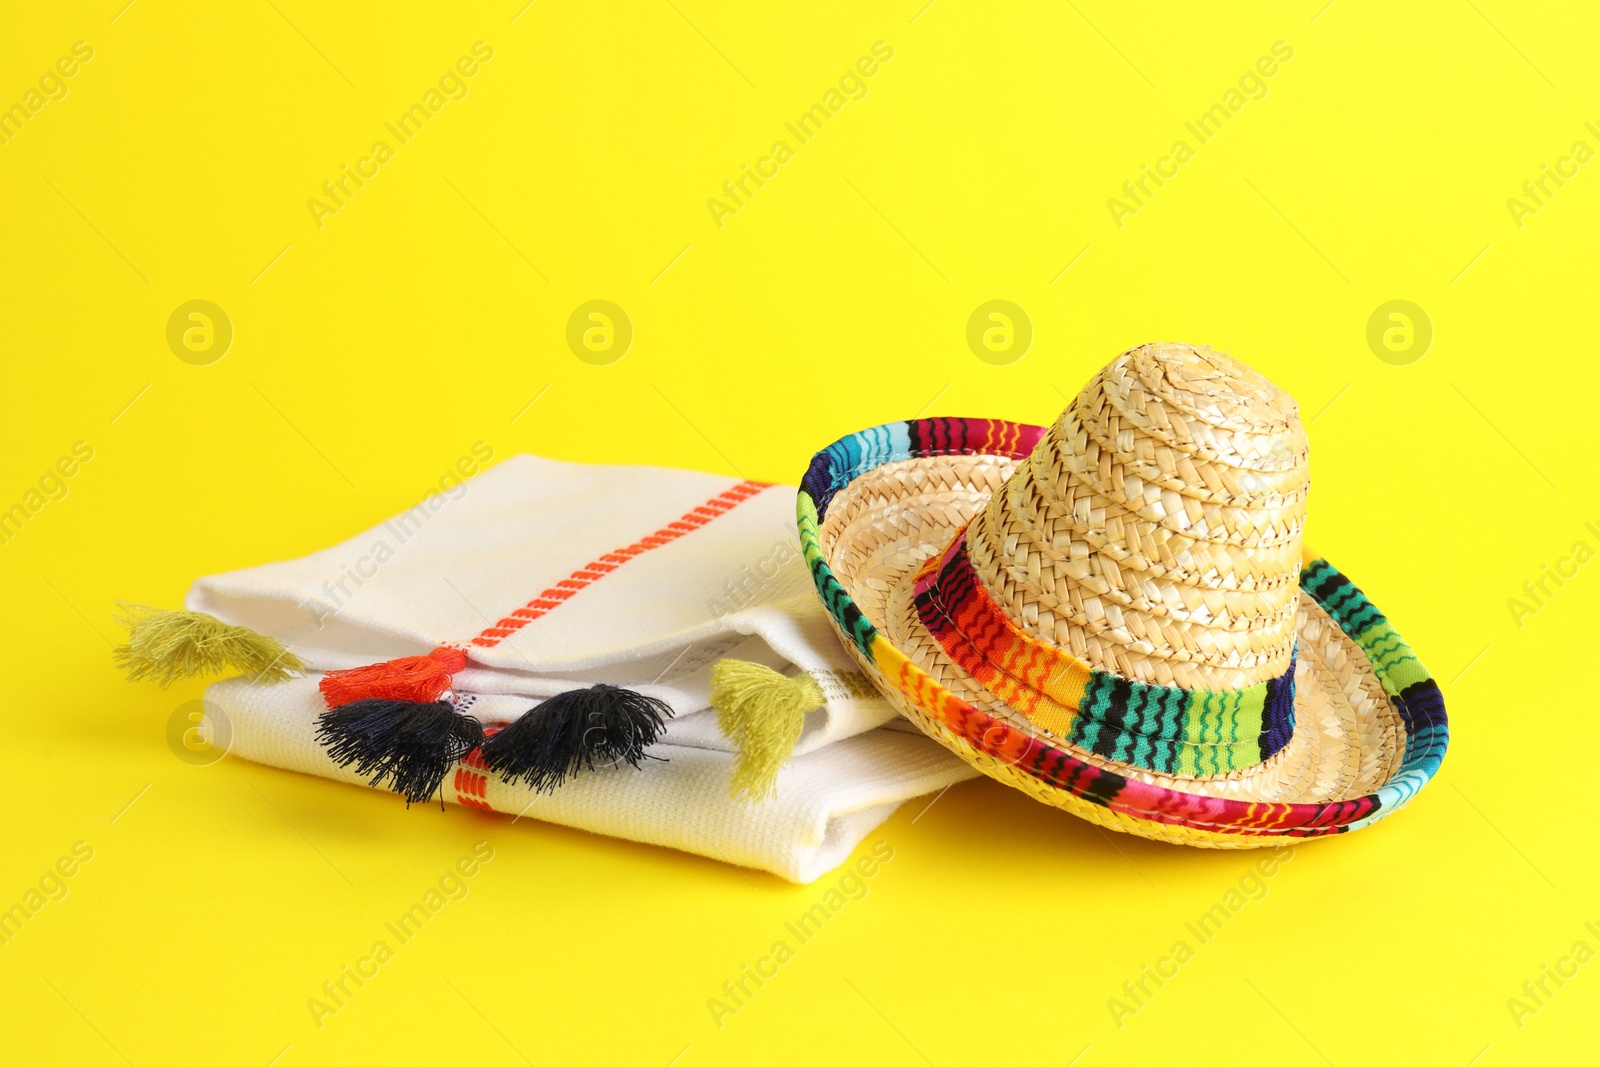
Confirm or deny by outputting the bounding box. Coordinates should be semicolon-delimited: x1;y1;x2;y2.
800;417;1046;524
797;417;1449;839
1298;560;1448;833
911;529;1295;776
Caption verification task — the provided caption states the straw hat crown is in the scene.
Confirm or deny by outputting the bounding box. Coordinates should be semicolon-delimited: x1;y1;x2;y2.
961;342;1309;692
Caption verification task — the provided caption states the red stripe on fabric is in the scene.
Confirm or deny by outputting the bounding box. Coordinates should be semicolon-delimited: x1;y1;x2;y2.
469;480;771;648
452;767;488;798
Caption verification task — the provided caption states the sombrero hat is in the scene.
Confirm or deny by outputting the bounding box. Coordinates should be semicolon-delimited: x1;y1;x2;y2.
797;343;1448;845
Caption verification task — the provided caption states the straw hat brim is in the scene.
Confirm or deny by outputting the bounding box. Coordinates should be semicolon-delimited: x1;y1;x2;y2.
799;418;1448;846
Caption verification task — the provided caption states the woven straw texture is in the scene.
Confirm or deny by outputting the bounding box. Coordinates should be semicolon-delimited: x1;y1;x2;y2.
797;343;1447;846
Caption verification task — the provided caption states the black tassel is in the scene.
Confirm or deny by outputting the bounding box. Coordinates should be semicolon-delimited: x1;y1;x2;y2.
480;684;672;792
316;699;484;806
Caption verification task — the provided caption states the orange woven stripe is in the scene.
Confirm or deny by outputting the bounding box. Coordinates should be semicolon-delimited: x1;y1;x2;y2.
469;480;770;649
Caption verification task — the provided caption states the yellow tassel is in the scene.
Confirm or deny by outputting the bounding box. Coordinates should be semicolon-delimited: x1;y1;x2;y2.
113;603;304;687
711;659;824;802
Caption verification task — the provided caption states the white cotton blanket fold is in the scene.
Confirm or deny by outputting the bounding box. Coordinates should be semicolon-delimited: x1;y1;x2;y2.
186;454;896;755
202;675;972;885
184;453;975;883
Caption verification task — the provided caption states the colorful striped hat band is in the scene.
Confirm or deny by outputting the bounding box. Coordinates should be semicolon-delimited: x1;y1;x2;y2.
912;526;1296;776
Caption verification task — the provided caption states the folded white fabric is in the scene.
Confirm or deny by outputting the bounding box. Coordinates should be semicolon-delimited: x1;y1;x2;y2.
189;455;889;754
204;676;969;884
181;453;975;883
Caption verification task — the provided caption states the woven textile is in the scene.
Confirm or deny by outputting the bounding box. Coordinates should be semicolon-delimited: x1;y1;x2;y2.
183;453;979;881
205;675;972;884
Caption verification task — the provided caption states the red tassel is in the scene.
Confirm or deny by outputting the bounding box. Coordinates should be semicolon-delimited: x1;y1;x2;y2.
319;647;468;709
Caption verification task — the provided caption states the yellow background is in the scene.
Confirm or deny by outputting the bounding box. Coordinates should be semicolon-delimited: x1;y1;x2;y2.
3;1;1596;1063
